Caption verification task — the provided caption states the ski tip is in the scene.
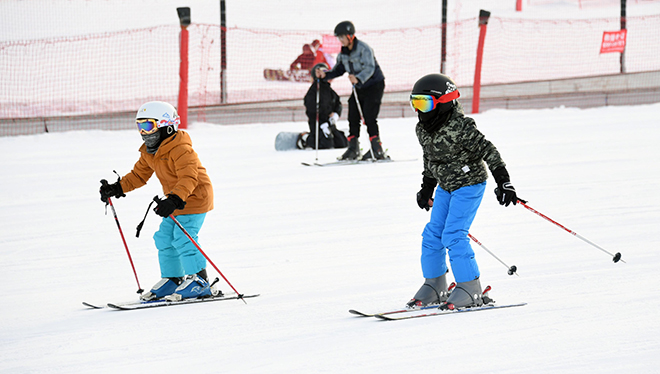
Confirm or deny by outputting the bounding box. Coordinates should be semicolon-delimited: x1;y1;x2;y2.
373;314;394;321
82;301;103;309
349;309;371;317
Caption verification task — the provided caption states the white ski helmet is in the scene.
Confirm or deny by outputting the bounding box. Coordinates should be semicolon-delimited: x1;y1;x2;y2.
136;101;180;131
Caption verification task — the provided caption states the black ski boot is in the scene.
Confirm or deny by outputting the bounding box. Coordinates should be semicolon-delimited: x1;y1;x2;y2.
369;135;387;160
338;136;360;160
296;132;309;149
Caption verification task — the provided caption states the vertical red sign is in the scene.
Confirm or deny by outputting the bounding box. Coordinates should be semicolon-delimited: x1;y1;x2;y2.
322;34;342;54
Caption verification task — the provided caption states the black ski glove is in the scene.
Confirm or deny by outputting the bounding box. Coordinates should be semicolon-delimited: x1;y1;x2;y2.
416;176;437;211
154;194;186;217
99;179;125;203
492;167;518;207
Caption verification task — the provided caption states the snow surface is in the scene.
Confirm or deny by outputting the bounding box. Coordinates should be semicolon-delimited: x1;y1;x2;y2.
2;0;660;372
1;103;660;373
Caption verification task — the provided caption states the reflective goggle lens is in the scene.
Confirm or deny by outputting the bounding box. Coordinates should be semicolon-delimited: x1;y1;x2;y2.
410;95;437;113
136;119;159;134
410;90;460;113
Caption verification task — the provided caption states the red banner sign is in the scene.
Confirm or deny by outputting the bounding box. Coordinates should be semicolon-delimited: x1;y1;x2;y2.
600;29;627;54
322;34;342;54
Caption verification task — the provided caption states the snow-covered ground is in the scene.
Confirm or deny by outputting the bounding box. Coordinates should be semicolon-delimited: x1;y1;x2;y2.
1;103;659;373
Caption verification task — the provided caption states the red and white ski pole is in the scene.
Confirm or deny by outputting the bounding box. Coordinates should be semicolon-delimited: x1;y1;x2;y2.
468;233;518;276
154;197;247;303
516;198;624;263
352;85;378;159
101;183;144;294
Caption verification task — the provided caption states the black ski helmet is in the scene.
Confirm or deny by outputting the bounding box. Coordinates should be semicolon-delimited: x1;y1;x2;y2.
310;62;328;80
334;21;355;36
410;73;460;114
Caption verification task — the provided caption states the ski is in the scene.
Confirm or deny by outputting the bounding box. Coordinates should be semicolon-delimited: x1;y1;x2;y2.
302;158;416;167
82;301;107;309
374;302;527;321
349;304;439;317
107;293;260;311
349;283;458;317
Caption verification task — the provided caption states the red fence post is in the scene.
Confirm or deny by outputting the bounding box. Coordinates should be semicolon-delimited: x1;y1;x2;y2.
176;7;190;129
472;10;491;114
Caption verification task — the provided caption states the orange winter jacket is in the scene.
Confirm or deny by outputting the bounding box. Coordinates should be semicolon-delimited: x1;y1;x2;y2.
120;130;213;216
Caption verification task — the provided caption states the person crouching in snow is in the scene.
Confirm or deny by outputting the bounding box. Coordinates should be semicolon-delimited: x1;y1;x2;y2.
407;74;519;310
300;62;347;150
99;101;215;301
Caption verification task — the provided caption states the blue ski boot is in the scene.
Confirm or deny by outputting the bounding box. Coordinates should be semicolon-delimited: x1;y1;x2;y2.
140;277;182;301
165;274;212;301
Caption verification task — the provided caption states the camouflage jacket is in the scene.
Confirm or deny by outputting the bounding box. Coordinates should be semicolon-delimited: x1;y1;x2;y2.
416;103;506;192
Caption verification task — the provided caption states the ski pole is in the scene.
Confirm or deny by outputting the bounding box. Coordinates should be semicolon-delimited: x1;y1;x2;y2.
468;233;518;276
315;77;320;162
516;197;624;263
101;180;144;294
351;85;377;159
153;197;247;303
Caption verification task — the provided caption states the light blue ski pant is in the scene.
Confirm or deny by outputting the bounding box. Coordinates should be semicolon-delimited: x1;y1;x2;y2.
420;182;486;283
153;213;207;278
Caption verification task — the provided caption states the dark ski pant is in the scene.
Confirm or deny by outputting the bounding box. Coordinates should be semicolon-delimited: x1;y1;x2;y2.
420;182;485;283
347;80;385;139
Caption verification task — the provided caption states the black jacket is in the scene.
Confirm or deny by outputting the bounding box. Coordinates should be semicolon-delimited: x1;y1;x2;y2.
304;80;342;128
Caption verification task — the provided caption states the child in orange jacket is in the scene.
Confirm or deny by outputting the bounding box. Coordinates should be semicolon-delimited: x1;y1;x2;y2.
100;101;215;301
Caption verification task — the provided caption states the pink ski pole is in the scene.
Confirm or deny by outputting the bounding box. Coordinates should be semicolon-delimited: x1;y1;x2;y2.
517;198;623;263
468;233;518;276
154;197;246;303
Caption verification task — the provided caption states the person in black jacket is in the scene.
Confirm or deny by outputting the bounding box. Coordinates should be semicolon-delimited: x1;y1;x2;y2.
301;63;347;149
316;21;386;160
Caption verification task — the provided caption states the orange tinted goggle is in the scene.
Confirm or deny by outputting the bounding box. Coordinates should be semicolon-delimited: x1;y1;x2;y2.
136;119;159;134
410;91;460;113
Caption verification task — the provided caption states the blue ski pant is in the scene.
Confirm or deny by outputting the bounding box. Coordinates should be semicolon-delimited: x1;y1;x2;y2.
153;213;207;278
420;182;486;283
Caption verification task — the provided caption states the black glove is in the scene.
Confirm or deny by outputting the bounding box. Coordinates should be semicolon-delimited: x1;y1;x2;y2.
492;167;518;207
416;176;437;211
99;179;125;203
154;194;186;217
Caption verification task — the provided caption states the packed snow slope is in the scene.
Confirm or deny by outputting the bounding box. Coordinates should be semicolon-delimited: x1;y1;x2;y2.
1;103;659;373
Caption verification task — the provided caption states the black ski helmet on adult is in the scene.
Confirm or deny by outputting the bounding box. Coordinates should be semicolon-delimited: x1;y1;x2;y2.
410;73;461;114
334;21;355;36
